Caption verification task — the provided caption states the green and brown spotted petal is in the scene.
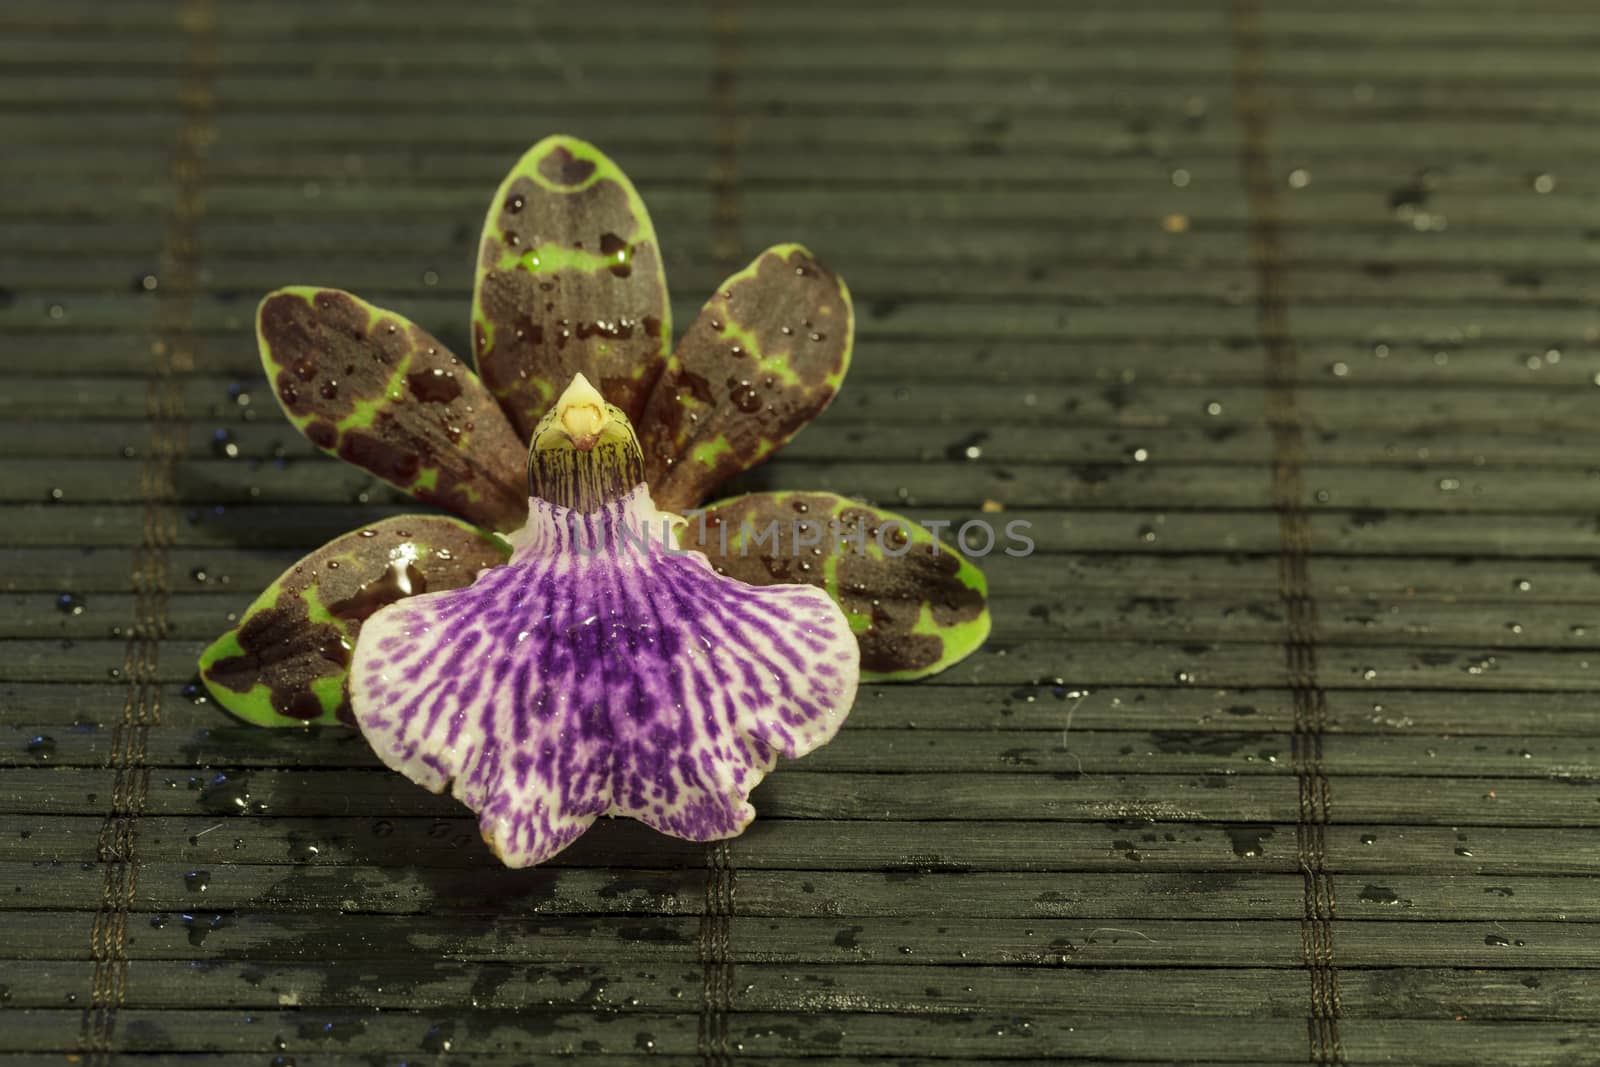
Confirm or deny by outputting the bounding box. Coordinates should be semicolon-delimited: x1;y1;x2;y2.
471;135;671;438
689;492;988;682
639;245;853;513
259;287;528;533
198;516;510;728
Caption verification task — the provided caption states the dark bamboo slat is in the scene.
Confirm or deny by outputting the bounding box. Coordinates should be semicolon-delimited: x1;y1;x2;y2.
7;766;1600;828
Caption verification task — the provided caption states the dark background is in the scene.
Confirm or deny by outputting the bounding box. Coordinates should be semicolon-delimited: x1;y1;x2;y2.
4;1;1600;1063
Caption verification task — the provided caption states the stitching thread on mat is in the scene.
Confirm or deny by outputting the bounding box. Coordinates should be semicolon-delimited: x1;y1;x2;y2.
81;0;214;1058
698;840;737;1066
1230;3;1344;1063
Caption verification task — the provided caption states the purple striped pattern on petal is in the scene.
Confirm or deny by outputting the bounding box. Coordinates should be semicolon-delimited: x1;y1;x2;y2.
349;485;859;868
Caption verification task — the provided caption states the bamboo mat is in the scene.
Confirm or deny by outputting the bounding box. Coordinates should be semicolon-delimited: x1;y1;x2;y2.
3;1;1600;1063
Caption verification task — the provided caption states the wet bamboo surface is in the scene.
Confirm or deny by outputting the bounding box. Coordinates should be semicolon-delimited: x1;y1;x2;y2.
3;0;1600;1063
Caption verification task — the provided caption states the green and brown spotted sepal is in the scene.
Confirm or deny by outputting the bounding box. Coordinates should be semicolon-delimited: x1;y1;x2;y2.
258;287;528;533
639;245;853;513
687;492;988;681
471;135;671;439
198;517;509;727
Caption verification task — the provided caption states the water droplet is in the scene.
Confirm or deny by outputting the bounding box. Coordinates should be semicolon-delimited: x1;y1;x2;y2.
728;379;761;413
287;831;322;862
181;676;209;705
1174;670;1193;684
1512;578;1532;593
23;735;56;761
421;269;439;286
1287;168;1311;189
1170;168;1191;188
1531;173;1556;194
1204;400;1223;416
56;592;86;616
1438;477;1461;492
421;1024;454;1053
1127;446;1149;463
184;869;211;893
191;567;209;584
179;912;227;947
1330;361;1350;377
47;303;65;320
192;771;263;815
946;431;988;462
211;428;239;459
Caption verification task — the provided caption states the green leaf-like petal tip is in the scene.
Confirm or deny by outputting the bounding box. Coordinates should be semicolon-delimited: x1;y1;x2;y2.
257;286;529;532
198;516;510;727
690;492;989;681
640;244;854;512
471;135;672;439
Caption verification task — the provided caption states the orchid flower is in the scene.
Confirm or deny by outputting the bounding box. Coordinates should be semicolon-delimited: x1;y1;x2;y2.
197;136;990;863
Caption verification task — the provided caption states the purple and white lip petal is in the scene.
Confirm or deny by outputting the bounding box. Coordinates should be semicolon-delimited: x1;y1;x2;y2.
349;479;860;868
